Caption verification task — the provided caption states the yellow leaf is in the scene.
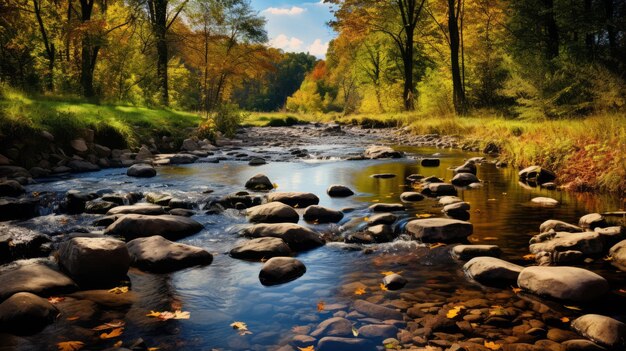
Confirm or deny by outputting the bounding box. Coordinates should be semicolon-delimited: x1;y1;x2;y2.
351;326;359;337
415;213;433;218
231;321;248;330
561;317;570;323
113;341;123;348
108;286;129;294
363;217;369;221
297;346;314;351
380;271;402;276
57;341;84;351
48;297;65;304
354;287;366;295
66;316;80;321
272;183;278;189
429;243;446;249
512;287;522;294
446;306;464;319
93;320;126;331
173;310;190;319
564;305;582;311
317;301;325;312
380;283;388;291
604;255;614;261
147;348;160;351
484;341;502;350
146;311;161;318
522;254;536;260
483;237;498;241
100;327;124;339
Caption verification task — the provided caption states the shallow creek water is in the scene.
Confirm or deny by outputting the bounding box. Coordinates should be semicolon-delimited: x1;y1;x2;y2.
4;139;625;351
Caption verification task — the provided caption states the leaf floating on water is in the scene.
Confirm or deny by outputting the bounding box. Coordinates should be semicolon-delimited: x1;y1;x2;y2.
415;213;433;218
564;305;582;311
317;301;325;312
107;286;129;294
48;297;65;304
92;320;126;331
57;341;85;351
561;317;570;323
99;327;123;339
446;306;464;319
363;217;369;222
484;341;502;350
272;183;278;189
511;287;522;294
522;254;536;260
380;271;402;276
379;283;388;291
297;346;314;351
146;310;190;321
230;321;252;336
603;255;614;261
429;243;446;249
146;311;161;318
351;326;359;337
66;316;80;321
173;310;190;319
354;287;366;295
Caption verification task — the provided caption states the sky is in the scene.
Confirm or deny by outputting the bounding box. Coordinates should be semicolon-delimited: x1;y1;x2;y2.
250;0;337;58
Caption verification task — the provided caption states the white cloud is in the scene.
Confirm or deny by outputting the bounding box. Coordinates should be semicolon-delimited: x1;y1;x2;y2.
262;6;306;16
307;39;329;57
269;34;304;51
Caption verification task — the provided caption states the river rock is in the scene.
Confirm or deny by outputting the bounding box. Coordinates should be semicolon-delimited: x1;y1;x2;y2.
259;257;306;286
303;205;343;223
65;189;93;214
454;161;477;175
364;145;402;159
0;292;58;334
422;176;444;183
327;185;354;197
127;235;212;273
539;220;583;233
267;192;320;208
578;213;607;230
0;198;39;221
70;138;88;153
249;158;266;166
464;257;523;284
439;196;463;206
407;174;424;181
243;223;324;251
421;158;440;167
365;224;396;243
311;317;353;337
107;203;165;215
451;173;479;186
406;218;473;242
382;273;407;290
127;163;156;178
609;240;626;271
531;197;559;206
369;203;404;212
245;174;274;191
451;245;501;261
443;201;470;214
317;336;376;351
145;192;172;206
246;202;299;223
85;200;118;214
421;183;457;196
230;237;291;260
58;237;130;284
400;192;424;202
353;299;403;320
0;180;25;197
561;339;607;351
519;166;556;184
67;159;100;173
571;314;626;349
0;261;77;301
372;173;396;179
181;138;199;151
0;165;30;179
104;214;203;240
517;266;609;302
367;213;397;226
93;144;111;158
595;227;625;247
0;224;51;264
529;231;604;256
357;324;398;342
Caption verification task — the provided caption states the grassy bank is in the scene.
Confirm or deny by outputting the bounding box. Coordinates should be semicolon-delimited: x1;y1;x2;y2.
0;86;201;149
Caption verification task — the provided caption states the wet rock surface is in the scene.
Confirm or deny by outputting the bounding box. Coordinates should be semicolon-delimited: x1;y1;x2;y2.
127;235;213;273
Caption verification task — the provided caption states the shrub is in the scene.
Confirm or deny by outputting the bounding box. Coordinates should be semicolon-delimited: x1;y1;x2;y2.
210;104;247;138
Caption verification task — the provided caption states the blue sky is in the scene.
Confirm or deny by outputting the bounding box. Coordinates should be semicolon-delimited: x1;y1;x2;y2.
250;0;336;58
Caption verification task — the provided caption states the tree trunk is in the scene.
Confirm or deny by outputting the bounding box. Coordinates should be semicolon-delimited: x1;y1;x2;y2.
542;0;560;59
148;0;170;106
33;0;54;91
603;0;617;59
449;0;466;114
402;37;415;111
79;0;95;97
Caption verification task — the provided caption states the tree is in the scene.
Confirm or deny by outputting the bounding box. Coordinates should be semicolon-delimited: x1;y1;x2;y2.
448;0;466;114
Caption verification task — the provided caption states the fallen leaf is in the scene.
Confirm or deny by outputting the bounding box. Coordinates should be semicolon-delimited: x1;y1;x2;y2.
446;306;464;319
363;217;369;221
272;183;278;189
380;271;402;276
487;198;497;202
113;341;123;348
66;316;80;321
522;254;536;260
146;311;161;318
469;237;480;242
489;307;507;316
415;213;433;218
483;237;498;241
380;283;388;291
57;341;85;351
297;346;314;351
561;317;570;323
48;297;65;304
354;287;366;295
100;327;123;339
484;341;502;350
146;310;190;321
604;255;614;261
107;286;129;294
351;326;359;337
173;310;190;319
317;301;325;312
147;348;160;351
230;321;252;336
511;287;522;294
372;199;379;202
92;320;126;331
429;243;446;249
564;305;582;311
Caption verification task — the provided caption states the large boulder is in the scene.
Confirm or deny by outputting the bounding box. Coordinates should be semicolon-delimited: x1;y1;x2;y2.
0;180;25;197
127;235;212;273
0;261;77;301
0;198;39;221
259;257;306;286
245;174;274;191
539;220;583;233
327;185;354;197
367;213;397;226
246;202;299;224
463;257;523;284
421;158;440;167
357;324;398;343
369;203;404;212
85;200;118;214
609;240;626;271
70;138;88;153
451;245;501;261
169;153;198;164
400;192;424;202
454;161;477;175
519;165;556;184
0;292;58;335
571;314;626;349
267;192;319;208
67;160;100;173
421;183;457;196
364;145;402;159
529;231;604;256
0;224;51;264
303;205;343;223
353;299;403;320
317;337;376;351
578;213;607;230
104;214;203;240
107;203;165;215
311;317;353;337
365;224;396;243
517;266;609;302
230;237;291;260
451;173;479;187
127;163;156;178
242;223;324;251
58;237;130;284
406;218;473;243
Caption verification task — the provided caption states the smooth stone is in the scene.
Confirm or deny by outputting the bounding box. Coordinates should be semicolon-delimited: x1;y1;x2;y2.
169;153;198;164
382;274;407;290
464;257;523;284
243;223;324;251
529;231;604;256
519;166;556;184
0;198;39;221
365;224;396;243
248;158;267;166
539;220;583;233
439;196;463;206
104;214;203;240
364;145;402;159
609;240;626;271
421;183;457;196
0;261;77;301
327;185;354;197
406;218;473;243
531;197;559;206
454;161;478;175
562;339;608;351
85;200;118;214
443;202;470;213
267;192;320;208
70;138;88;152
168;208;195;217
303;205;344;223
126;163;156;178
127;235;213;273
230;237;291;260
579;213;607;230
66;160;100;173
357;324;398;342
107;203;165;215
317;337;376;351
595;227;625;247
400;192;425;202
259;257;306;285
369;203;404;212
451;245;501;261
0;180;25;197
353;299;403;320
451;173;479;186
517;266;609;302
0;292;58;335
421;158;440;167
422;176;444;183
310;317;353;337
246;202;299;223
0;224;50;264
367;213;397;226
58;237;130;284
571;314;626;349
245;174;274;191
406;174;424;181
